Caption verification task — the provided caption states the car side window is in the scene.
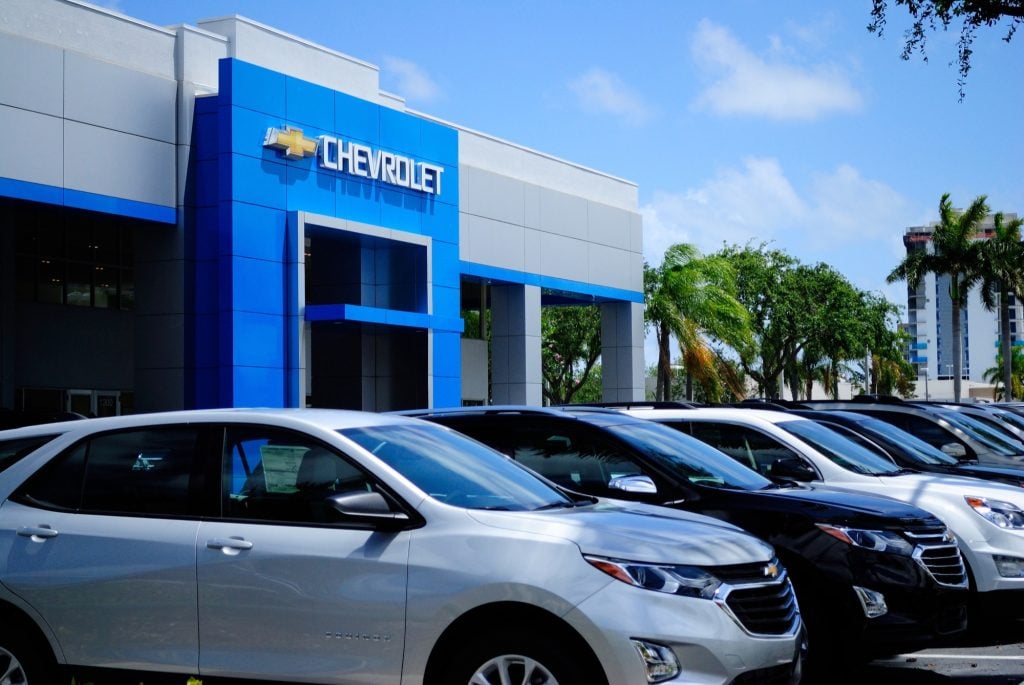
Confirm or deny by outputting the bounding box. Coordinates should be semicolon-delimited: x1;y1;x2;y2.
223;427;372;524
506;423;645;496
0;434;60;474
902;415;976;459
13;427;201;516
689;423;799;476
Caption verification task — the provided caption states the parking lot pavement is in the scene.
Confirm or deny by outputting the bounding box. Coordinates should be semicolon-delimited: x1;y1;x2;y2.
805;622;1024;685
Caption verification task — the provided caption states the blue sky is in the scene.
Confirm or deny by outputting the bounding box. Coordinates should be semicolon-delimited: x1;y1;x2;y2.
103;0;1022;348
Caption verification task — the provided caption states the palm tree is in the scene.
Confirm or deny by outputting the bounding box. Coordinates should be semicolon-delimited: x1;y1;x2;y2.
983;346;1024;400
645;244;752;401
887;193;989;402
979;212;1024;400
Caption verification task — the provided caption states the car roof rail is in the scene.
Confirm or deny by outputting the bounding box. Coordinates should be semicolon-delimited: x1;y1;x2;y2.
850;394;906;404
394;405;567;419
571;401;700;410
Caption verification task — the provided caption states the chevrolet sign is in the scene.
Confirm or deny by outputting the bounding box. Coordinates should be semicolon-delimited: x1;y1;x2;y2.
263;126;445;196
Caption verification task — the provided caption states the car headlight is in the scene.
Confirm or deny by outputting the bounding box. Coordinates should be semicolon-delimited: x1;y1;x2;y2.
816;524;914;556
584;556;722;599
965;496;1024;529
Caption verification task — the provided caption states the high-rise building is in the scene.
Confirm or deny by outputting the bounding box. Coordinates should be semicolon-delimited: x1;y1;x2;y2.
900;214;1022;399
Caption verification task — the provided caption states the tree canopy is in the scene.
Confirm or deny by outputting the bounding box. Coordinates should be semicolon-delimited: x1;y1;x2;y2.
868;0;1023;98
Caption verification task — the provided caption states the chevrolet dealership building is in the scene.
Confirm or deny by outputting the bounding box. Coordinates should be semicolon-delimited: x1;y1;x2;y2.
0;0;644;416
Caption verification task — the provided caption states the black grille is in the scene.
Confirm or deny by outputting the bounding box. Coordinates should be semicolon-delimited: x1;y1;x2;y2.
905;529;968;587
723;579;800;636
916;544;968;587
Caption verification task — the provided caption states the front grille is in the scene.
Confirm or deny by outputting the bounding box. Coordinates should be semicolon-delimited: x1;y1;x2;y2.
723;580;800;636
906;529;969;588
711;557;800;636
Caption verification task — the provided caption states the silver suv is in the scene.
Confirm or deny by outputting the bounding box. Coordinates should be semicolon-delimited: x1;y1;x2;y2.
0;409;802;684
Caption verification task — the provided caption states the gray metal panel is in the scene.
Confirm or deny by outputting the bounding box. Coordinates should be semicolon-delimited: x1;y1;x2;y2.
524;228;542;275
134;314;185;369
588;244;633;291
538;188;588;240
539;233;588;282
461;167;525;226
629;211;643;254
587;202;632;250
0;104;62;186
524;183;541;229
64;120;175;207
65;51;177;143
463;214;525;272
0;32;62;116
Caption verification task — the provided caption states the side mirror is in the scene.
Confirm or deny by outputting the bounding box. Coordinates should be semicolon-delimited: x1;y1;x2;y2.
940;443;968;460
768;457;816;483
609;474;658;494
329;491;411;530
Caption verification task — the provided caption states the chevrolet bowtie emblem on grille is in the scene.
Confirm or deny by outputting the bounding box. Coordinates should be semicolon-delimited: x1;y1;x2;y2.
763;562;780;579
263;126;318;160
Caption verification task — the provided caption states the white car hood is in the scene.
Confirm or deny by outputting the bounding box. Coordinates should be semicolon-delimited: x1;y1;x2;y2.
468;500;774;567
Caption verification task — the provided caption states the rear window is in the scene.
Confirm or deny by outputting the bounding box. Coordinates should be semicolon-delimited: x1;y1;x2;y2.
0;434;60;474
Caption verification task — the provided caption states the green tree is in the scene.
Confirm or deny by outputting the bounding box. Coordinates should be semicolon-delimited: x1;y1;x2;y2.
979;212;1024;400
983;346;1024;399
541;305;602;405
645;244;752;402
887;193;989;402
714;244;798;399
868;0;1023;99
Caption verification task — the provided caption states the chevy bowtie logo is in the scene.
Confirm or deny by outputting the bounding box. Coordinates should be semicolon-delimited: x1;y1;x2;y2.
263;126;318;160
763;562;780;579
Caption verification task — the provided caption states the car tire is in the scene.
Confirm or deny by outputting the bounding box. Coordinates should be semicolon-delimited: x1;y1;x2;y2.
443;629;591;685
0;625;56;684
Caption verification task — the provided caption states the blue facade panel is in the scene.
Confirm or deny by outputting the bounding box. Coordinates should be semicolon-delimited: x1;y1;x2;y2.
190;58;460;409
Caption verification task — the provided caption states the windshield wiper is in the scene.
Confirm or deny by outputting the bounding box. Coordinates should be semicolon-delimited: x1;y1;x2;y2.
533;501;576;511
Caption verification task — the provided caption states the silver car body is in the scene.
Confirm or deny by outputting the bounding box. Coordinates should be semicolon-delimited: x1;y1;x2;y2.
0;409;801;684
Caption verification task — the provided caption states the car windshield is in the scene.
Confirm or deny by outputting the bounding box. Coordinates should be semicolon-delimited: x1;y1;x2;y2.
606;421;774;491
778;420;903;475
853;416;959;466
936;410;1023;456
340;423;574;511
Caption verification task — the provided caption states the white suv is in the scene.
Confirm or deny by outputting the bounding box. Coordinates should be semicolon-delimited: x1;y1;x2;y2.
624;407;1024;625
0;409;802;685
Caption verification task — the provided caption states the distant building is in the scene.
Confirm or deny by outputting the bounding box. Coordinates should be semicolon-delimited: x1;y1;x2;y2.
900;214;1022;400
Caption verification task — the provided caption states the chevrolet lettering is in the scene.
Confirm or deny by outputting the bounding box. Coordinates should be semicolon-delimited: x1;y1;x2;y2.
263;126;444;196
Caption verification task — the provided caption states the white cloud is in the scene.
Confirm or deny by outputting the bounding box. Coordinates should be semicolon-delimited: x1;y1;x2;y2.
568;67;654;126
382;56;440;102
691;19;862;121
640;159;918;296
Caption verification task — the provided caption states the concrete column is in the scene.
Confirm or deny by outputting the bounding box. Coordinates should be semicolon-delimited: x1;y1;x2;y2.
491;284;542;405
601;301;644;401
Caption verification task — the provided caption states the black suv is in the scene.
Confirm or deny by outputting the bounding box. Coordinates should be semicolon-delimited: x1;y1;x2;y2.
406;406;969;666
791;409;1024;488
801;399;1024;467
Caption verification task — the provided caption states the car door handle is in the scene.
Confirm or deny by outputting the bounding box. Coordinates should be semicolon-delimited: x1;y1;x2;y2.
17;526;59;541
206;537;254;554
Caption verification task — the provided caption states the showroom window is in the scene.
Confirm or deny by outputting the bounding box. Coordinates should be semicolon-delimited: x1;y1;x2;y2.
12;202;134;310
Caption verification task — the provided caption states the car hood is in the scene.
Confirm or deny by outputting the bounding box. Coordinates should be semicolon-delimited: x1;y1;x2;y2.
830;472;1024;510
750;484;942;528
958;463;1024;485
467;500;774;567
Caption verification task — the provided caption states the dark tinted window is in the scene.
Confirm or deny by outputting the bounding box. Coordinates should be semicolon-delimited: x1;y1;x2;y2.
687;422;799;476
15;427;200;516
0;434;60;473
224;427;372;524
